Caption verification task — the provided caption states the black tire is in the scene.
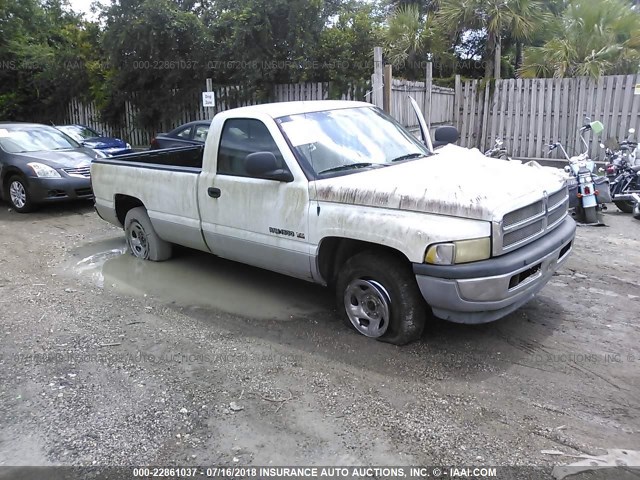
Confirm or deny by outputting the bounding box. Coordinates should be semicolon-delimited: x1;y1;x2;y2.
584;206;598;224
5;175;35;213
614;200;634;214
633;202;640;220
335;250;426;345
124;206;172;261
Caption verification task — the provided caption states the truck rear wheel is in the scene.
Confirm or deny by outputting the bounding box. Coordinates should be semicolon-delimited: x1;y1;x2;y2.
124;207;172;261
335;251;426;345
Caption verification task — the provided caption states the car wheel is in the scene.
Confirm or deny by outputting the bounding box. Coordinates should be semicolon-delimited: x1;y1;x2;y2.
335;250;426;345
124;207;172;261
6;175;35;213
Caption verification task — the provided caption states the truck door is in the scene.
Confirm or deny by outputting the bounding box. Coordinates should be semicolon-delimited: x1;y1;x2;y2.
197;117;313;281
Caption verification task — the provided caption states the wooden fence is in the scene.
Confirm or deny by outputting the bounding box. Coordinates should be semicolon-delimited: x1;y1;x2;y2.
389;79;455;130
66;81;370;146
455;75;640;159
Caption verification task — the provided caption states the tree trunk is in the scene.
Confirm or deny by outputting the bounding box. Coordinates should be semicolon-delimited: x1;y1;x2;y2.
494;38;502;80
485;31;496;79
515;42;524;73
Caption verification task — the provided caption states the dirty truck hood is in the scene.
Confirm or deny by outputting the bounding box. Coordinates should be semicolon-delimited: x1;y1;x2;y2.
311;144;567;221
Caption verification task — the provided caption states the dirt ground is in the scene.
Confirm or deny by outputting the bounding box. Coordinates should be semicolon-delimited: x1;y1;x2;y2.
0;199;639;478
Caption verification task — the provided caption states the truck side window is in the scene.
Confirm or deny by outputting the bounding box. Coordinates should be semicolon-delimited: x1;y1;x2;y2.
217;119;285;177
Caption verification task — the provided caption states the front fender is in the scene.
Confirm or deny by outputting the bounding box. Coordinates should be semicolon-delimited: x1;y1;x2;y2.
309;202;491;263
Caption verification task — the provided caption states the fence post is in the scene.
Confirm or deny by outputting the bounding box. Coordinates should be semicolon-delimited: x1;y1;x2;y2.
454;74;462;132
372;47;384;109
205;78;215;118
383;64;392;114
425;61;433;128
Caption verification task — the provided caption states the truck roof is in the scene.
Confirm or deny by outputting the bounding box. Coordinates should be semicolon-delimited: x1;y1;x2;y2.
219;100;373;119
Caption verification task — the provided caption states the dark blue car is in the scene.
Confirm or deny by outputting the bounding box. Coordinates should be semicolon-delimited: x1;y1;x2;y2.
57;125;133;156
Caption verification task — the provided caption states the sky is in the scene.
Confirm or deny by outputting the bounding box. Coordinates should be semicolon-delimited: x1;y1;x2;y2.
67;0;103;20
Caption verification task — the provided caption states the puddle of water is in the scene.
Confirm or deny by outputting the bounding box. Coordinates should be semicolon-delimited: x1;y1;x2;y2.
70;238;332;321
72;238;127;287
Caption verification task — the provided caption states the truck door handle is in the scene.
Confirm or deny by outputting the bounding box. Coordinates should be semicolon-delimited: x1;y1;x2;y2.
208;187;221;198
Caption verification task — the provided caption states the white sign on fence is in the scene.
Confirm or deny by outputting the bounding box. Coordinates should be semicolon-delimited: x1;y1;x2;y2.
202;91;216;107
635;84;640;95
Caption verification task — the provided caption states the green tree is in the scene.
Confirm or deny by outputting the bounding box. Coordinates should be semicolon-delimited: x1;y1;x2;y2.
100;0;212;128
311;3;383;89
520;0;640;78
384;4;445;79
205;0;331;87
437;0;549;79
0;0;99;120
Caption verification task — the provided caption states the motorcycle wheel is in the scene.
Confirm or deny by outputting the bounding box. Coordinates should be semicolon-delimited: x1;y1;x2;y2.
633;202;640;220
614;200;635;214
584;206;598;224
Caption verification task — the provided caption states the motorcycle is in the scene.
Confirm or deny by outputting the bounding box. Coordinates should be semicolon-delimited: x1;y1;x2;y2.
484;138;510;160
603;128;640;214
548;120;609;225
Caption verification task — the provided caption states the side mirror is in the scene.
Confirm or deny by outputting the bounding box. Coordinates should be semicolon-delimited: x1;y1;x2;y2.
432;126;459;148
245;151;293;182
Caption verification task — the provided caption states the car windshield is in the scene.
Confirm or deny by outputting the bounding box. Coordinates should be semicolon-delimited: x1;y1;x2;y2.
58;125;101;141
0;126;80;153
277;106;430;176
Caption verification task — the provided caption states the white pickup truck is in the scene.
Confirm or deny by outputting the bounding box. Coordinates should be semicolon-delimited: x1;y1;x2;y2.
92;100;576;345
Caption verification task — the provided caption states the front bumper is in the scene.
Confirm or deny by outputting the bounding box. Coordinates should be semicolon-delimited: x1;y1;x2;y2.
413;216;576;324
28;176;93;203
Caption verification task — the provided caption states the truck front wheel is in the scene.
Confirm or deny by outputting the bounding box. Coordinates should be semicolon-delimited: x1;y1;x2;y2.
124;207;172;261
335;251;426;345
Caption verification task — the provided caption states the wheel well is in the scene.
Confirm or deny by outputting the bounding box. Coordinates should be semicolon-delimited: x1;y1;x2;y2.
114;194;145;226
1;168;24;197
317;237;410;285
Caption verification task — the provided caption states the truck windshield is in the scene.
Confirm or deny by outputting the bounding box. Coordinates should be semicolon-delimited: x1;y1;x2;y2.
277;106;430;177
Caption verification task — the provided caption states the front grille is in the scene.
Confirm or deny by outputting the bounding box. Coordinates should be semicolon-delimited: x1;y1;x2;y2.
503;201;544;228
63;166;91;178
497;186;568;254
548;199;569;227
548;188;567;209
503;219;545;246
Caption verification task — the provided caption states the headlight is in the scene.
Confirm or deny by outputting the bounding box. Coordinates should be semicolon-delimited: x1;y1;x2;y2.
93;149;108;158
27;162;61;178
425;237;491;265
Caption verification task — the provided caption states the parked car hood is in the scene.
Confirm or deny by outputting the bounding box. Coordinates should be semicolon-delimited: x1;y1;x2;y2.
83;137;127;149
311;144;567;222
13;148;97;169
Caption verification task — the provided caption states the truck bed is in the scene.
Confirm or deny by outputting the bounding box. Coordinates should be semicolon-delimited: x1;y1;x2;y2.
107;145;204;169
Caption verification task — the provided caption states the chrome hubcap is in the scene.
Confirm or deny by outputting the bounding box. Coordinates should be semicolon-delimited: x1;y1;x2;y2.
128;222;149;259
9;181;26;209
344;279;390;337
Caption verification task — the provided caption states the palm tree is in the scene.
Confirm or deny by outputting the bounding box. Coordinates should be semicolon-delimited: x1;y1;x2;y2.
437;0;549;79
520;0;640;78
384;4;445;78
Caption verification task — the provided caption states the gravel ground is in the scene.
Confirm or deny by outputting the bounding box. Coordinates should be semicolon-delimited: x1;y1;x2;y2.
0;200;639;478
